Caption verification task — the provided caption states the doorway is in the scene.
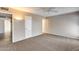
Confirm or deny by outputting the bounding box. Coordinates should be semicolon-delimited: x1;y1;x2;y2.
0;13;12;44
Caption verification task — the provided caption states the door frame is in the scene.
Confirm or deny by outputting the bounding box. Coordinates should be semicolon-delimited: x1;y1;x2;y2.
10;14;12;43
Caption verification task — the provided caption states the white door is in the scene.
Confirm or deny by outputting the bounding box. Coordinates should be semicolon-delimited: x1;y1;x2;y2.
25;16;32;38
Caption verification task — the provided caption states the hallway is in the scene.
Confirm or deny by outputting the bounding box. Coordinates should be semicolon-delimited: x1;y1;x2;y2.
0;12;12;50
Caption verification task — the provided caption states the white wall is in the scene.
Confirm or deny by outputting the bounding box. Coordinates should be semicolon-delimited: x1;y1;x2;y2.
12;20;25;42
4;19;11;33
32;15;42;36
4;19;11;38
42;18;49;33
10;8;43;42
25;16;32;38
12;15;43;42
46;12;79;38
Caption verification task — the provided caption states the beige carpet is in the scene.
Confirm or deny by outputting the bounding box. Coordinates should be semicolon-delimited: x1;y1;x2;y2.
0;33;79;51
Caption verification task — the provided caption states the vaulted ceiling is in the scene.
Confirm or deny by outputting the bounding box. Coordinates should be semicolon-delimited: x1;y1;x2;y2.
11;7;79;17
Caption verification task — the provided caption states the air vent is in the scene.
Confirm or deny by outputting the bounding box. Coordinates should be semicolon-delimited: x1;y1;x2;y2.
0;7;9;11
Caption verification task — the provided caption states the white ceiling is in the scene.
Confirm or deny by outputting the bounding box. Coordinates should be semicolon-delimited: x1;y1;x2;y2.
11;7;79;17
